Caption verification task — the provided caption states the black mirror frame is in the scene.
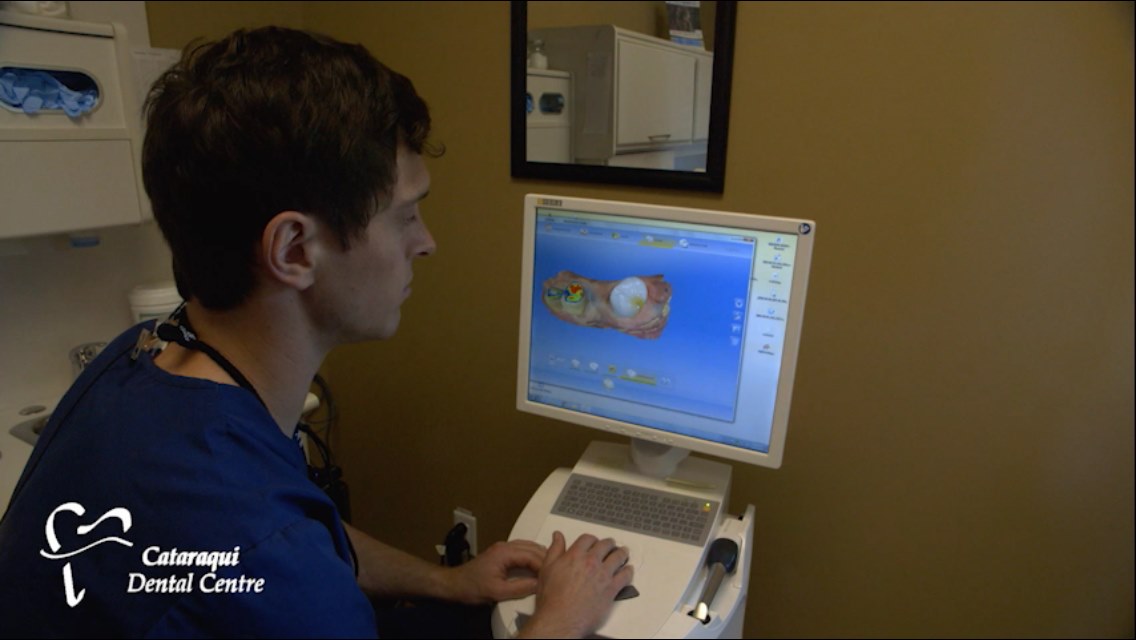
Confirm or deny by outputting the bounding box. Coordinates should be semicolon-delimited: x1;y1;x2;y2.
510;1;736;193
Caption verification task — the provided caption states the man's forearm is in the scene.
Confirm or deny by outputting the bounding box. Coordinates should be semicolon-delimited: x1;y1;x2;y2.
343;522;455;601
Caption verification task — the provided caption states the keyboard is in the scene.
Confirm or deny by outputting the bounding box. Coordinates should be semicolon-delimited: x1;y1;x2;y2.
551;474;718;546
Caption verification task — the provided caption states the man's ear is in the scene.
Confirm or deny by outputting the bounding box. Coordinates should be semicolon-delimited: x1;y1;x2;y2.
260;211;321;291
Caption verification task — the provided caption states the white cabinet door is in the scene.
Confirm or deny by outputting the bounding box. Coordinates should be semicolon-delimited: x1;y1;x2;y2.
615;39;695;148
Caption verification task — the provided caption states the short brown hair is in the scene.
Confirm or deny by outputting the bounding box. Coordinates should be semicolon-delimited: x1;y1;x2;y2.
142;27;437;310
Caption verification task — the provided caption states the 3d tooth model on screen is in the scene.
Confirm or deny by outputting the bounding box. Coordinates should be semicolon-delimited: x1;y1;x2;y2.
541;271;673;339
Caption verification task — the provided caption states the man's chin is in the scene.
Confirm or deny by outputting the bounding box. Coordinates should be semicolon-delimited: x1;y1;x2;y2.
360;316;401;343
327;316;398;346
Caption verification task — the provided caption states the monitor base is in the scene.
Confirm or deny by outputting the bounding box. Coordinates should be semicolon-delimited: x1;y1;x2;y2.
630;438;691;478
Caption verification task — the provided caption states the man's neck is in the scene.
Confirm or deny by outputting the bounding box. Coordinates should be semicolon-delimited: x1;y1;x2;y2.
154;297;328;438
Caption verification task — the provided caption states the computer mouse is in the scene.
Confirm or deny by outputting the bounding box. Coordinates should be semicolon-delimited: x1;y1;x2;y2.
615;584;639;601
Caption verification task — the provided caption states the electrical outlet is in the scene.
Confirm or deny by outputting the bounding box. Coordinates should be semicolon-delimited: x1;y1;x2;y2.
453;507;478;557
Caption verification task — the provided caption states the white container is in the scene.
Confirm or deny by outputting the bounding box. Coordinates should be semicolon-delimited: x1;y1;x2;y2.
128;281;181;323
528;39;548;70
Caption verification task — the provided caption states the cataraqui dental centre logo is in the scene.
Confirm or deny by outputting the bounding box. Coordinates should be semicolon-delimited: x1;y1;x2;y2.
41;502;265;608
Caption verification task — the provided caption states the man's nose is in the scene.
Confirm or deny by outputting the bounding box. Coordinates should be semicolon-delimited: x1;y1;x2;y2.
417;223;437;257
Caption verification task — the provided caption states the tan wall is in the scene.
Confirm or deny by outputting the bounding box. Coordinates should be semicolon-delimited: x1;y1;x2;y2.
146;2;1135;636
528;1;716;50
147;0;304;43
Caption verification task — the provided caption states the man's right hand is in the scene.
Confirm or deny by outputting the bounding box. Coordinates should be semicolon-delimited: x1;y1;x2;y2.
518;532;634;639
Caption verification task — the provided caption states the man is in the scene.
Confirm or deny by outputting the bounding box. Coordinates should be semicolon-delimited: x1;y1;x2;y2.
0;27;630;638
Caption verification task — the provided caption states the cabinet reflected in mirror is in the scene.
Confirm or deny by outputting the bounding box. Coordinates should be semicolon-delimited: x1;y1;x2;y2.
511;1;736;192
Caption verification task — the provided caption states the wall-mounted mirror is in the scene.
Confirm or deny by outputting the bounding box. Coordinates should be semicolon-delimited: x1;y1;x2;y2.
511;1;736;192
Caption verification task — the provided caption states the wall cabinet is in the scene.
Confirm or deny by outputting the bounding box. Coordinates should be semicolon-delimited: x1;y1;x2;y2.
0;11;146;240
529;25;711;164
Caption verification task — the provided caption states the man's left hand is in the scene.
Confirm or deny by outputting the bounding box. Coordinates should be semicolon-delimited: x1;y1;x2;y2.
444;539;546;604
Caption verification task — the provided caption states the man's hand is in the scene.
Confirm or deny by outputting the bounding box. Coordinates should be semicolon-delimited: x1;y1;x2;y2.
519;532;634;639
444;539;547;605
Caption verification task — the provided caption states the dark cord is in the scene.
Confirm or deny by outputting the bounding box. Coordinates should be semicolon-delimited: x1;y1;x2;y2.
308;373;338;466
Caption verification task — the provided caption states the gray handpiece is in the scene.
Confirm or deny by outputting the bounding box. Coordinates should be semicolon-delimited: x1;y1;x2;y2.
693;538;739;623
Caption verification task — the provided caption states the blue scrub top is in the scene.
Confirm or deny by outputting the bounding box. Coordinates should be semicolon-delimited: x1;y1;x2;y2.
0;324;377;638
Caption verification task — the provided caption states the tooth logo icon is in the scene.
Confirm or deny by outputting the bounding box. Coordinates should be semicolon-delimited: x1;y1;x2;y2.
40;502;134;608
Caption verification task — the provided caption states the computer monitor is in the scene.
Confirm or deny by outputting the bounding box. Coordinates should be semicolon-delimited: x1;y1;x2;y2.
516;194;815;473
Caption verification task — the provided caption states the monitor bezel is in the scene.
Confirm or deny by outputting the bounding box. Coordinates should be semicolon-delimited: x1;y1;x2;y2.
517;194;815;469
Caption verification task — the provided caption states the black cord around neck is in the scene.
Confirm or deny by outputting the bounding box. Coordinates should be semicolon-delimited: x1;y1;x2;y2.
155;305;268;411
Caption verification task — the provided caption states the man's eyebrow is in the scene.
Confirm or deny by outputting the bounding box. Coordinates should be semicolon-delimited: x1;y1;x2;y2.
389;189;429;211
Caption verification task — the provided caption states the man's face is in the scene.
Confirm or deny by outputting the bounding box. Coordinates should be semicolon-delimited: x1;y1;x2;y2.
315;145;435;343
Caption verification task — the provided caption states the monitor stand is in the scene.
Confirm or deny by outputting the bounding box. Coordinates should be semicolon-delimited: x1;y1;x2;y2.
629;438;692;479
491;440;755;639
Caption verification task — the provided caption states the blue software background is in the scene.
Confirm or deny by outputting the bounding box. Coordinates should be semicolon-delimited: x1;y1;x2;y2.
530;228;753;422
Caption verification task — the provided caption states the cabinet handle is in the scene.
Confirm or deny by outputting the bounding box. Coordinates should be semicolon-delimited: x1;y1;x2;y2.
648;134;672;142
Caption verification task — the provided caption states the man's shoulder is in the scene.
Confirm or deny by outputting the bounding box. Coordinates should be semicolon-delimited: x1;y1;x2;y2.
5;320;318;550
63;323;289;458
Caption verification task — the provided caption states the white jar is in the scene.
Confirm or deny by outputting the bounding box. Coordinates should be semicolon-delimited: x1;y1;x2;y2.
529;39;548;70
128;281;182;323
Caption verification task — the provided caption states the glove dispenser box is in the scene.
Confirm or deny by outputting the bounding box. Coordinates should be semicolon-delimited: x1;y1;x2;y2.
0;10;147;239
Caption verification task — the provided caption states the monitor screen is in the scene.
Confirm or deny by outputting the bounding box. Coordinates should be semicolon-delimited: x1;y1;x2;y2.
517;195;815;470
